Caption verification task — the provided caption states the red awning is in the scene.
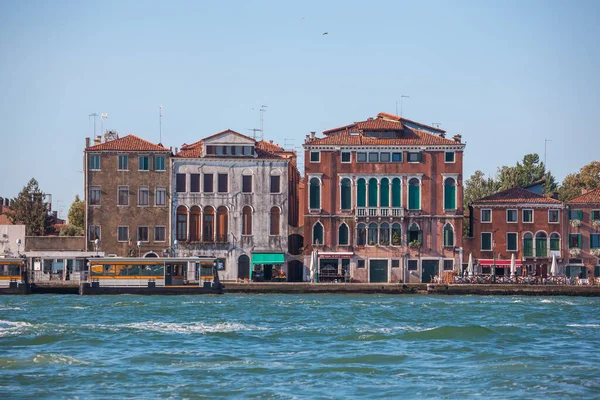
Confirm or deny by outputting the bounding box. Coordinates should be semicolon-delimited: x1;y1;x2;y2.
479;259;523;267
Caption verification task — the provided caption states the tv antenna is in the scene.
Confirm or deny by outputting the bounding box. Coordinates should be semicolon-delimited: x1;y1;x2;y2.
284;138;294;150
247;128;262;141
260;105;267;140
400;95;409;117
89;113;99;137
159;105;164;144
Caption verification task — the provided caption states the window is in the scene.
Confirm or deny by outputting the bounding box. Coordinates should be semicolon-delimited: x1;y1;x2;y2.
310;151;320;162
523;209;533;223
309;178;321;209
367;223;378;245
443;224;454;247
340;178;351;210
408;223;421;245
218;174;228;193
313;222;324;245
216;146;223;155
507;232;518;251
190;174;200;193
118;186;129;206
117;226;128;242
176;206;187;241
138;226;149;242
203;207;214;242
408;152;422;163
392;178;401;208
592;210;600;221
443;260;454;271
569;210;583;220
408;178;420;210
269;207;280;235
481;232;492;251
89;154;101;170
380;178;389;207
242;206;252;235
270;175;280;193
392;152;403;162
243;146;253;156
204;174;214;193
379;223;390;245
356;223;366;246
523;233;533;257
89;186;101;205
368;152;379;162
154;226;166;242
155;187;166;207
444;178;456;210
216;206;228;242
591;234;600;249
118;155;128;171
445;152;455;163
88;225;101;241
550;233;560;251
242;175;252;193
155;156;166;171
481;209;492;223
392;259;400;268
380;153;390;162
569;234;582;249
357;259;365;269
138;186;149;206
338;223;349;246
507;209;518;223
549;209;559;223
356;152;367;163
357;178;366;208
138;155;149;171
341;152;351;163
392;223;401;245
176;174;186;193
368;178;378;207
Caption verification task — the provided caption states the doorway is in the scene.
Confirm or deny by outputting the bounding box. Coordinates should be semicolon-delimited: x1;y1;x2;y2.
238;255;250;280
421;260;439;283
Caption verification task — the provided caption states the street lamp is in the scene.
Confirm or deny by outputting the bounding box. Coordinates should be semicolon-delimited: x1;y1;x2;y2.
16;239;22;257
173;239;178;257
94;238;99;256
137;240;142;257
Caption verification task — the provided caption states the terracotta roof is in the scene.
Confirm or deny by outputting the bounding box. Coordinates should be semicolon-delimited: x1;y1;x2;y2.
306;126;462;147
323;112;445;135
174;133;285;160
568;189;600;204
85;135;169;152
473;187;562;205
177;140;203;158
0;214;12;225
257;140;284;153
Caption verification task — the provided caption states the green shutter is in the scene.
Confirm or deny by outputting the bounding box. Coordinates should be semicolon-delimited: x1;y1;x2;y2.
578;234;582;248
392;179;401;207
368;179;378;207
341;179;351;210
409;186;420;210
445;185;456;210
357;179;366;207
595;266;600;278
417;152;423;162
566;266;571;278
418;230;423;245
339;224;348;245
578;210;583;220
380;179;389;207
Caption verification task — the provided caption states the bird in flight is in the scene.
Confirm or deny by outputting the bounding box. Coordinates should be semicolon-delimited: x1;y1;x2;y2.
323;32;328;35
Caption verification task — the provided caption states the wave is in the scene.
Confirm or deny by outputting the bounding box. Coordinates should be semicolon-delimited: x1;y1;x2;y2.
0;320;33;337
402;325;493;340
33;353;91;365
119;321;268;335
566;324;600;328
0;306;23;311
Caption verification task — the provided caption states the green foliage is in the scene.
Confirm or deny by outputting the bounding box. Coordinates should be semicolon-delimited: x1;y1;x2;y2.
558;161;600;201
497;154;557;196
59;224;85;236
5;178;48;236
463;170;501;207
409;239;421;248
68;195;85;229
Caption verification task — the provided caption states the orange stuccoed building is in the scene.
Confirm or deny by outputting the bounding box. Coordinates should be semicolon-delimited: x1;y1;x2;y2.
302;112;466;283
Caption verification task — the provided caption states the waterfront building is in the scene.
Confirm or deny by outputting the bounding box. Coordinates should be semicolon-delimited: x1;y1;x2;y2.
565;189;600;279
84;134;171;257
302;112;465;283
171;130;301;281
465;187;565;276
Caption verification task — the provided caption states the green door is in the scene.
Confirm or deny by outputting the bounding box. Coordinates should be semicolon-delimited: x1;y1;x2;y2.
422;260;439;283
369;260;388;283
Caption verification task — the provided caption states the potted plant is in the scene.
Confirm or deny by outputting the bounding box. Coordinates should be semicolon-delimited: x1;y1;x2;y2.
392;232;401;246
592;220;600;228
591;248;600;257
409;240;421;249
570;219;581;228
570;247;582;257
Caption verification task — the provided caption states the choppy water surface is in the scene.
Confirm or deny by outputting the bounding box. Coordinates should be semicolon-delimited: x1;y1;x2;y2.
1;294;600;399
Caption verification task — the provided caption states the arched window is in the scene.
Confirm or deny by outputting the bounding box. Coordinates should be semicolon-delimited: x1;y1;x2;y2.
341;178;351;210
368;178;378;207
216;206;228;242
535;231;547;257
443;223;454;247
392;223;402;245
189;206;201;242
408;222;421;245
379;222;390;245
202;206;215;242
242;206;252;235
408;178;420;210
444;178;456;210
176;206;187;241
550;232;560;251
380;178;389;207
357;178;366;208
392;178;401;207
313;222;324;245
270;207;280;236
368;222;378;245
523;232;533;257
356;223;366;246
309;178;321;209
338;223;349;246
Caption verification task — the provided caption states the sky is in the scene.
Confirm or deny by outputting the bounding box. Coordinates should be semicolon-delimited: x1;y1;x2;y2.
1;0;599;219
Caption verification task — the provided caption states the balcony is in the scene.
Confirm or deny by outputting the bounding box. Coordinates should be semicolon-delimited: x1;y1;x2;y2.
357;207;404;218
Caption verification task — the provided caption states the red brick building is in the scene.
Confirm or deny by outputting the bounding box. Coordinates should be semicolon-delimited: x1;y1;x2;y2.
566;189;600;279
303;112;465;283
465;187;565;276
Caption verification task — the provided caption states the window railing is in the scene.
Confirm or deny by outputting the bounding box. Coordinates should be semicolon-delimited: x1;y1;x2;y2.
356;207;405;218
535;248;548;258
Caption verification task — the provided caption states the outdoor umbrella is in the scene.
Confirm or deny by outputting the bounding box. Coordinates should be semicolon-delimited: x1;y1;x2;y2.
510;253;516;277
467;253;474;276
551;253;558;276
310;250;317;283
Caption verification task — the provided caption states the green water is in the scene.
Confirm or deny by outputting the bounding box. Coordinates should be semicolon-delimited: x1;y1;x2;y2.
1;294;599;399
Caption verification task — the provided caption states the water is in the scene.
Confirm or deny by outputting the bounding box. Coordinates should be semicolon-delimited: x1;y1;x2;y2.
1;294;600;399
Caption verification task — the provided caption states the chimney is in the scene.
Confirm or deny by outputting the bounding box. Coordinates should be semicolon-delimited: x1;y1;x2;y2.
94;135;102;145
174;147;178;154
439;132;446;139
85;137;91;148
452;134;462;143
4;198;8;207
552;191;559;200
270;140;273;144
311;131;316;139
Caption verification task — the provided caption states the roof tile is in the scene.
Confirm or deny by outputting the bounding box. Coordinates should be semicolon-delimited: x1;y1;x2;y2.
473;187;562;205
567;189;600;204
306;126;462;147
85;134;169;152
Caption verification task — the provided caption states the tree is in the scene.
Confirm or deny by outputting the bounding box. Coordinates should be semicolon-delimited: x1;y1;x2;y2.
59;225;85;237
558;161;600;201
497;154;557;196
5;178;48;236
68;195;85;229
463;171;501;237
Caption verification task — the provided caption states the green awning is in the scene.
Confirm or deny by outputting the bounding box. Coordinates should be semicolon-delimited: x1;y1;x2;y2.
251;253;285;266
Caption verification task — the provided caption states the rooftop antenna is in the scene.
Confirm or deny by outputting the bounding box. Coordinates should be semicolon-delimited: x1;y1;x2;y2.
101;113;108;135
247;128;262;141
260;105;267;141
159;105;164;144
89;113;99;137
400;95;409;117
432;123;442;129
284;138;294;150
544;139;552;167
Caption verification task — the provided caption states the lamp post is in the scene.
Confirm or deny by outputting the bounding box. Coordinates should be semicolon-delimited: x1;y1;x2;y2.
16;239;22;257
94;238;99;256
137;240;142;257
492;240;497;283
173;239;178;257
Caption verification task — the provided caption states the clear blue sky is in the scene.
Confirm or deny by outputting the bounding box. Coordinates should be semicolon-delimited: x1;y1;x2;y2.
1;0;599;219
